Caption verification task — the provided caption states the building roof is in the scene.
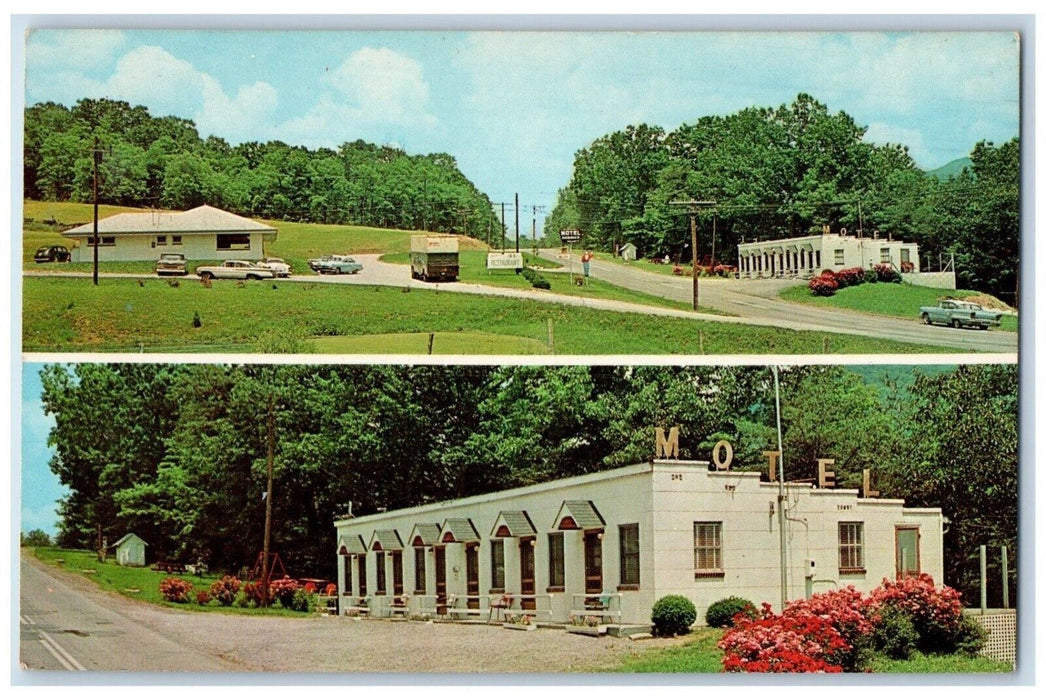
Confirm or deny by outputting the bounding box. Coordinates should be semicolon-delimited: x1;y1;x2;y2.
439;518;481;543
407;523;442;547
554;500;606;530
491;510;537;537
63;205;277;237
338;534;367;555
114;533;147;548
370;529;404;551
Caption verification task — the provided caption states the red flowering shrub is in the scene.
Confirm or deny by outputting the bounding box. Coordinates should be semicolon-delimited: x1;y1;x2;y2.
867;574;964;653
270;577;301;609
719;603;848;673
834;267;866;288
874;264;901;283
809;274;839;296
240;580;267;607
159;577;194;604
209;575;241;606
819;269;836;277
195;590;212;605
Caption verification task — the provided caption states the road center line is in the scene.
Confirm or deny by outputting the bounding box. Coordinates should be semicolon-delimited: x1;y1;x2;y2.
38;630;86;671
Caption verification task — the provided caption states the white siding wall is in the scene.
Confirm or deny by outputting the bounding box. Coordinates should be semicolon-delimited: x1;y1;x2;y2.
335;462;943;626
67;232;267;263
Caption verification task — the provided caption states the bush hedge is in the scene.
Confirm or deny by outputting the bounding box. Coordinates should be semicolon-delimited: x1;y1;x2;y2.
651;594;697;636
705;596;756;628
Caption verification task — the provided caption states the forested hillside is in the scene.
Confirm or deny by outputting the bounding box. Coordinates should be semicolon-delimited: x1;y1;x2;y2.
545;94;1019;303
23;98;499;236
39;363;1016;608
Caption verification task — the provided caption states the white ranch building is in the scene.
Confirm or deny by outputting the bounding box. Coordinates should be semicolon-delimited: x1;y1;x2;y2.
333;459;943;626
737;231;920;280
62;205;277;263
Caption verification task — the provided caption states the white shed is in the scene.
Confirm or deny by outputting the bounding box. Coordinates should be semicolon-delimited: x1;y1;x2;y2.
114;533;148;567
619;242;638;261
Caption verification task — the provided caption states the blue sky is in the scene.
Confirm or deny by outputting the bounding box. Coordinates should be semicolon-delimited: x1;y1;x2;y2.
20;364;64;536
23;28;1021;221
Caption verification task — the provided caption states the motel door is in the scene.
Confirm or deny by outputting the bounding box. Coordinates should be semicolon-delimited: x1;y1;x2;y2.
895;526;921;579
434;546;447;613
519;537;536;610
465;543;480;609
584;530;603;594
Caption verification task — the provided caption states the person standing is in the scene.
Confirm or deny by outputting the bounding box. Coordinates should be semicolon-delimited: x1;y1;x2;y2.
581;250;593;283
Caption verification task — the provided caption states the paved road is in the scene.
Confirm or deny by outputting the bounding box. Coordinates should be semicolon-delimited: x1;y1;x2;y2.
18;554;665;674
26;252;1019;354
537;250;1019;354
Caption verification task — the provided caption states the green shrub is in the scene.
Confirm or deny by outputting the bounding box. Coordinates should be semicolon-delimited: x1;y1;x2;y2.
651;594;697;636
863;268;879;284
705;596;756;628
871;605;918;660
953;614;988;656
289;587;313;612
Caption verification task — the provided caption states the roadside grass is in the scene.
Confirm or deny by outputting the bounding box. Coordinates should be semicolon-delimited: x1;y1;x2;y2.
22;277;956;355
26;547;312;616
779;283;1019;333
865;651;1012;673
381;250;699;313
23;200;488;275
311;331;552;355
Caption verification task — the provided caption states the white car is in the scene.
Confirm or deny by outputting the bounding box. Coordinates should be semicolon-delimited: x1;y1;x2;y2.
195;260;276;281
257;257;292;277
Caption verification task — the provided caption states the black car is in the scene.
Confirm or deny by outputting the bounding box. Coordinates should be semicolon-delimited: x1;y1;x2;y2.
34;245;71;263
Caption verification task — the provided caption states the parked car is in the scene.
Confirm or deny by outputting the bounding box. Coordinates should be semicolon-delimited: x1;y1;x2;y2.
313;254;363;275
919;299;1002;330
34;245;71;263
155;252;188;276
307;254;337;272
257;257;291;277
194;260;276;281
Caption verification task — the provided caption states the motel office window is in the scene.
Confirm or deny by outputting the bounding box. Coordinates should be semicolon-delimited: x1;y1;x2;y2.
547;532;565;590
374;552;386;595
87;236;116;247
834;249;845;265
839;522;865;573
880;248;891;263
172;235;182;246
216;233;251;251
619;524;640;588
414;547;426;594
490;539;506;591
155;235;167;246
694;522;723;576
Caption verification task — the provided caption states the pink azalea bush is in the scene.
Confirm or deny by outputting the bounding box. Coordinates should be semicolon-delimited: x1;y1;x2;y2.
808;274;839;296
159;577;194;604
719;576;980;672
833;267;866;288
269;577;301;609
209;575;241;606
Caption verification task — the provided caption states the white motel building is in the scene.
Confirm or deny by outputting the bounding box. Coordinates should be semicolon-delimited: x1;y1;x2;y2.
62;205;277;263
736;230;920;280
333;456;944;626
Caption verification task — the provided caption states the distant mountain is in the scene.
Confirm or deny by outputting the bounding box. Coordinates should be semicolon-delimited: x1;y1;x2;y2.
926;157;973;181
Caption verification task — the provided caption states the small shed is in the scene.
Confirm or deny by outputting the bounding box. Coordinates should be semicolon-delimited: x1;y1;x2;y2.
619;242;638;261
114;533;148;567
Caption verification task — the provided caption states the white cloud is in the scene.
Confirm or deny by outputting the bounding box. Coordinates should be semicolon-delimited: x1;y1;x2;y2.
104;45;206;116
196;75;279;142
26;29;125;72
278;47;436;147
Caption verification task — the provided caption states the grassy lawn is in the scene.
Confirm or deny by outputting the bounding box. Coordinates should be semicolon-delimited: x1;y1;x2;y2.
311;331;552;355
381;250;702;313
26;547;314;617
779;282;1019;333
610;628;1011;673
22;277;956;354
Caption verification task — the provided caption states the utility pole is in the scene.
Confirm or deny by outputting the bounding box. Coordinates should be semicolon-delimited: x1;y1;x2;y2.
772;366;788;610
514;193;520;253
261;392;275;606
91;137;103;286
500;202;506;252
669;199;715;311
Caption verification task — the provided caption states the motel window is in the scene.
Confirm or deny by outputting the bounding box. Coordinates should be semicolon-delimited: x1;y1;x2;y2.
584;530;603;594
358;556;367;596
880;248;891;263
342;555;352;594
414;547;426;594
694;522;723;576
548;532;565;590
391;551;404;595
833;249;845;265
87;236;116;247
156;235;167;246
172;235;183;246
839;522;865;573
619;524;640;588
901;248;911;264
216;233;252;251
490;539;506;591
374;552;386;595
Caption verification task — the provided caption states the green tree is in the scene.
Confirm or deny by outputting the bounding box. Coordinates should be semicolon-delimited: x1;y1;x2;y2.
21;529;53;547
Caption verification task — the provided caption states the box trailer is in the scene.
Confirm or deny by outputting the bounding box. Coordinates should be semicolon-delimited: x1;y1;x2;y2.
411;235;459;282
